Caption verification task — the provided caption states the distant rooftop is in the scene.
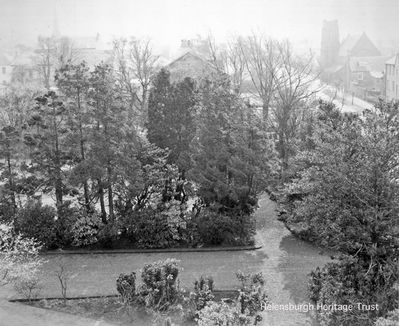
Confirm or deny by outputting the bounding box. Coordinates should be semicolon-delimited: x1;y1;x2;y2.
339;33;381;58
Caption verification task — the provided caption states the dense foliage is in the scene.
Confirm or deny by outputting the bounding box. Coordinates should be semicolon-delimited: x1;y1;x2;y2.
0;58;277;250
279;100;399;325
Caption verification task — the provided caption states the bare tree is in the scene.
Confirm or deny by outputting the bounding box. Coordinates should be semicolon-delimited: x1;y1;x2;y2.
270;41;320;179
113;38;159;124
34;36;78;90
238;35;280;120
205;34;246;94
55;262;73;305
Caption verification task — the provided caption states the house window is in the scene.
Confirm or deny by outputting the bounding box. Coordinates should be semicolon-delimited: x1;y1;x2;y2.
1;67;5;74
357;72;363;81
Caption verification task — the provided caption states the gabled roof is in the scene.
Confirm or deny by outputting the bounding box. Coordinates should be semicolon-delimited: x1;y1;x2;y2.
339;32;380;57
165;51;219;82
339;34;361;57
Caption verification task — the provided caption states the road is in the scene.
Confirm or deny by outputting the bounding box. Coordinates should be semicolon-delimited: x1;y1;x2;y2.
0;195;332;325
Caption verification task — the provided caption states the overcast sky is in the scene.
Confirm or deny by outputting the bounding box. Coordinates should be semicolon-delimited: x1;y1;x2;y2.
0;0;398;51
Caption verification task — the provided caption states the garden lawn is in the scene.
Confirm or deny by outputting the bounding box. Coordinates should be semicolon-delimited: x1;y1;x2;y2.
4;194;333;326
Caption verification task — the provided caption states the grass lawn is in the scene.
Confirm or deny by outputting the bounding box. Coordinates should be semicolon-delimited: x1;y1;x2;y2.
35;250;263;298
26;291;238;326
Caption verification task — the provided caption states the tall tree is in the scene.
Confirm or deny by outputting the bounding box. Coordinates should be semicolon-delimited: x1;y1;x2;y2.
34;36;77;90
147;69;196;175
0;126;20;215
238;35;280;120
189;76;277;214
55;61;92;212
113;38;159;124
205;34;246;95
24;91;71;213
87;63;128;221
270;41;319;179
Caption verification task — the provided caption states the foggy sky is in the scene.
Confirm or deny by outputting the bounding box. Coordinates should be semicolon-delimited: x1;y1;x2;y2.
0;0;398;51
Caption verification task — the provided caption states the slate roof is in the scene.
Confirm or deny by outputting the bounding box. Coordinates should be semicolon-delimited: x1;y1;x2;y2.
339;33;381;57
166;51;218;82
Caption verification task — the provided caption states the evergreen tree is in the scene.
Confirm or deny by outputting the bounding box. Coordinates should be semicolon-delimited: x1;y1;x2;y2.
190;77;277;214
24;91;72;214
56;61;92;212
147;69;196;174
86;63;129;221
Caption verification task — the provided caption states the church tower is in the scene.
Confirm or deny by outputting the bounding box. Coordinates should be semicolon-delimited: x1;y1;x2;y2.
320;20;340;68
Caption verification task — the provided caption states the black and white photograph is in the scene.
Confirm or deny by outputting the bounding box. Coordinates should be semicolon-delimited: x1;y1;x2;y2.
0;0;398;325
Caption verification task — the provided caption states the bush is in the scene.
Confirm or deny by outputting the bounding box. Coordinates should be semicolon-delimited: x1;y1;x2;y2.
14;200;57;249
0;223;44;289
309;255;399;326
195;209;255;246
54;201;81;247
124;208;177;249
116;272;136;303
97;221;120;249
197;301;252;326
197;272;266;326
71;213;103;247
375;309;399;326
186;276;215;320
14;274;42;301
236;272;267;318
139;258;182;311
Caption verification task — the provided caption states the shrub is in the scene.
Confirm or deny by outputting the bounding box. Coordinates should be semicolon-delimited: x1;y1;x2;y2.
71;213;102;247
116;272;136;303
0;223;44;289
124;208;176;248
186;275;215;320
197;272;266;326
195;209;255;246
14;274;42;301
97;221;120;249
54;201;81;247
197;301;251;326
14;200;57;249
236;272;267;319
139;258;182;311
192;276;215;310
309;255;399;326
375;309;399;326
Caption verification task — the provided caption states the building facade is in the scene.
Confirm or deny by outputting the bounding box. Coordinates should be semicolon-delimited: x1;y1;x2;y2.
320;21;385;101
385;54;399;101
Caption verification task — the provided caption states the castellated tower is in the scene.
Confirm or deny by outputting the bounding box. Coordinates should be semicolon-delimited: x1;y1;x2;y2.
320;20;340;68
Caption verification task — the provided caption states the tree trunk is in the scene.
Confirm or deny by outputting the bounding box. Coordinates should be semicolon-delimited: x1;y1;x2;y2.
262;101;269;122
98;179;107;223
107;164;114;221
77;91;90;213
53;105;63;213
6;149;16;213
